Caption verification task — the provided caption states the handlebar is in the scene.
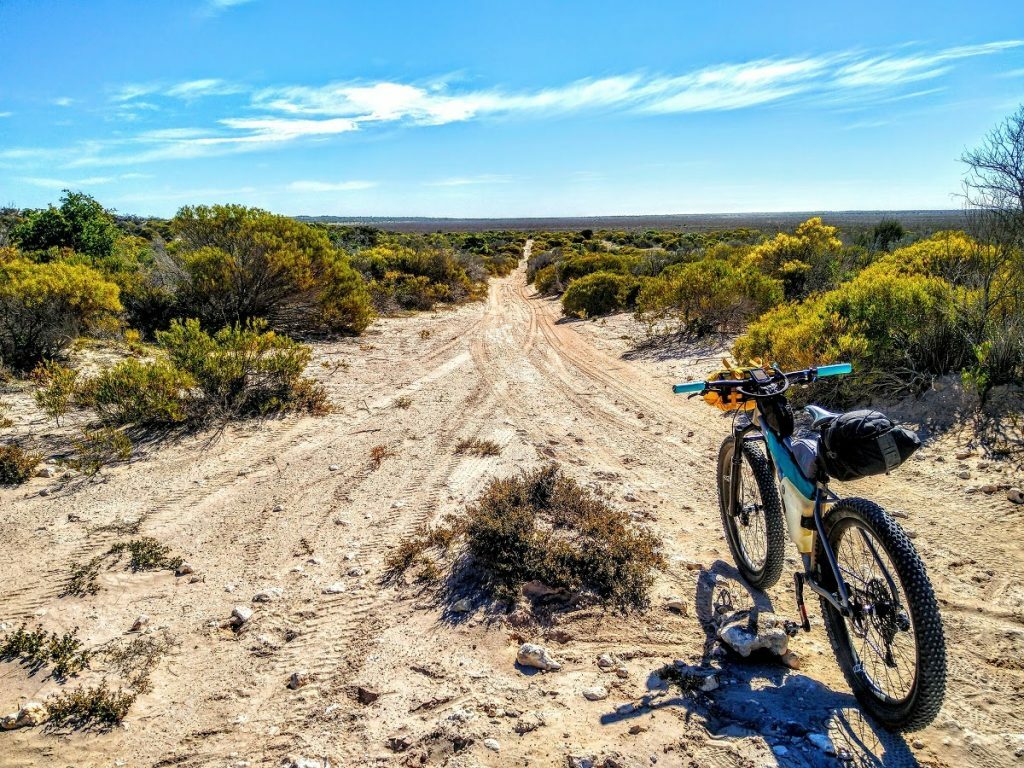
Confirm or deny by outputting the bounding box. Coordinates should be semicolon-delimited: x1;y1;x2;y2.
672;362;852;397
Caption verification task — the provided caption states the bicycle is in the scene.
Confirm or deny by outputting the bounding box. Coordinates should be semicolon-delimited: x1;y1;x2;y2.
673;362;946;731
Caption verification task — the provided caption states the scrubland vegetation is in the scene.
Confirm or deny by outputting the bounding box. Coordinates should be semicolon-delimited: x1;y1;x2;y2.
0;194;522;480
527;107;1024;406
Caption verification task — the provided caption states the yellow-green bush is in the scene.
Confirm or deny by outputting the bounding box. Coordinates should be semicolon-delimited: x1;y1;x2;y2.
80;358;192;426
157;318;327;418
747;217;843;298
734;262;968;375
556;253;636;284
169;205;373;335
0;444;40;486
561;271;639;318
0;258;121;371
69;427;133;475
533;264;562;295
353;244;474;312
636;259;782;336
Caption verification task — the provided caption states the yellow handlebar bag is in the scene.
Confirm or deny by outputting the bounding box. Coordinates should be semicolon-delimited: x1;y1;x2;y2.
703;362;762;412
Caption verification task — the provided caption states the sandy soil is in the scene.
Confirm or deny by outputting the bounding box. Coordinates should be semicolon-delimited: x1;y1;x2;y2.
2;244;1023;768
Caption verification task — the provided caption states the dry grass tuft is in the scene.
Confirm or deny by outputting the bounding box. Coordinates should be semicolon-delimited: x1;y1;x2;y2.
98;630;176;694
393;395;413;409
369;444;397;468
454;438;501;457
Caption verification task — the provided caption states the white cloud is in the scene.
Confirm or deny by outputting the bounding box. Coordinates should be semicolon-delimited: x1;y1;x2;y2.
833;41;1023;88
52;97;75;107
166;78;244;98
219;116;359;140
0;111;11;118
18;173;143;189
426;175;513;187
287;180;376;192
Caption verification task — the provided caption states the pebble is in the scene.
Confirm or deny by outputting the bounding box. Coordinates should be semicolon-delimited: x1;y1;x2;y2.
231;605;253;625
664;595;689;615
955;451;973;460
781;651;801;670
356;686;380;705
288;671;312;689
958;470;971;480
39;489;50;497
273;504;284;512
322;582;346;594
516;643;562;671
597;653;618;670
981;484;999;494
451;598;472;613
772;745;789;756
253;587;284;602
0;701;48;730
807;732;835;753
176;562;194;576
717;611;790;657
1008;488;1024;505
582;685;609;701
513;712;545;733
347;567;365;577
36;466;56;478
328;464;340;471
130;614;150;632
483;738;500;752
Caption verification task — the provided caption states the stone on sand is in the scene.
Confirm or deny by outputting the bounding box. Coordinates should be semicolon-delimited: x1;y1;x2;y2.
516;642;561;671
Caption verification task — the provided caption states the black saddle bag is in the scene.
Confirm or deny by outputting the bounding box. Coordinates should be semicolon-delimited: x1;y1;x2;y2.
820;409;920;482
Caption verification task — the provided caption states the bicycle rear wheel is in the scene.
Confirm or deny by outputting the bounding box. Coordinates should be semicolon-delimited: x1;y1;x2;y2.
716;437;786;589
816;498;946;731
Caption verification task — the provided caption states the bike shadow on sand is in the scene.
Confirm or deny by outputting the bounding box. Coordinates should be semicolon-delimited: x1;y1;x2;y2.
599;560;921;768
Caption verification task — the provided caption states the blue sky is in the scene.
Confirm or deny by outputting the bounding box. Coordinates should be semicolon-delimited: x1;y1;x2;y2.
1;0;1023;217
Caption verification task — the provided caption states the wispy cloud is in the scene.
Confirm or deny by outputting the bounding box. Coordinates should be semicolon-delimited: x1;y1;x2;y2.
5;39;1020;170
19;173;149;189
426;175;514;187
52;97;75;107
286;180;376;192
0;111;12;118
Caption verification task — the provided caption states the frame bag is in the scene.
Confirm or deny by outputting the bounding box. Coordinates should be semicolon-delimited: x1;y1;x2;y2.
820;409;920;482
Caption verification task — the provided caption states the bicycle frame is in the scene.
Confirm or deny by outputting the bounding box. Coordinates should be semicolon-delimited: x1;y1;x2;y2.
728;406;856;624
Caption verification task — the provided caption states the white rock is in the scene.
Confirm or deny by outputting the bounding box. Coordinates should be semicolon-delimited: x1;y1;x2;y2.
717;611;790;657
231;605;253;625
36;466;56;478
582;685;608;701
665;595;689;615
0;701;48;729
597;653;618;670
808;732;835;753
273;504;285;512
253;587;283;602
1008;488;1024;505
130;614;150;632
328;464;340;472
452;598;472;613
285;758;328;768
516;643;561;671
176;561;194;576
568;756;595;768
322;582;346;594
347;567;365;577
483;738;500;752
513;712;545;733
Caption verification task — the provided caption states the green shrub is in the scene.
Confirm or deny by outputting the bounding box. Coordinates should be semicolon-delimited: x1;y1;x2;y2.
107;537;182;571
0;444;40;486
0;623;91;679
561;271;639;318
635;259;782;336
47;681;136;729
157;318;327;418
69;427;132;475
168;205;373;335
80;358;192;426
556;253;636;284
533;265;562;295
33;361;79;425
14;192;119;262
0;258;121;371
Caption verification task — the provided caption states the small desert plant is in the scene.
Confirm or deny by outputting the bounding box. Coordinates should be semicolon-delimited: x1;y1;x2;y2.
99;630;175;694
64;556;103;597
33;361;79;425
107;537;182;572
69;427;132;475
394;395;413;409
454;438;501;457
369;444;396;468
388;464;664;609
123;328;145;356
0;624;91;679
419;329;431;340
47;681;136;729
0;443;40;486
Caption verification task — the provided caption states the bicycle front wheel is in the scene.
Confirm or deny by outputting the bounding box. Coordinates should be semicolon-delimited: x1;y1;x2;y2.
816;498;946;731
716;436;786;589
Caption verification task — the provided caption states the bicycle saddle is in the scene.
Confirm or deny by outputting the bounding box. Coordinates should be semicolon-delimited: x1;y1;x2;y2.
804;404;840;430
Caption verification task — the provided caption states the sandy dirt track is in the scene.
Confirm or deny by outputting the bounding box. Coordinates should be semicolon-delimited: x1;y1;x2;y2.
2;243;1023;768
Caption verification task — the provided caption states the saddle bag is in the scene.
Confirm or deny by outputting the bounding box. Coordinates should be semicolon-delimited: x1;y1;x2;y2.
819;409;920;482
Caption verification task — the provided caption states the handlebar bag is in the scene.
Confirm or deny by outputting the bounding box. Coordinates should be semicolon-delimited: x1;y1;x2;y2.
820;409;921;481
